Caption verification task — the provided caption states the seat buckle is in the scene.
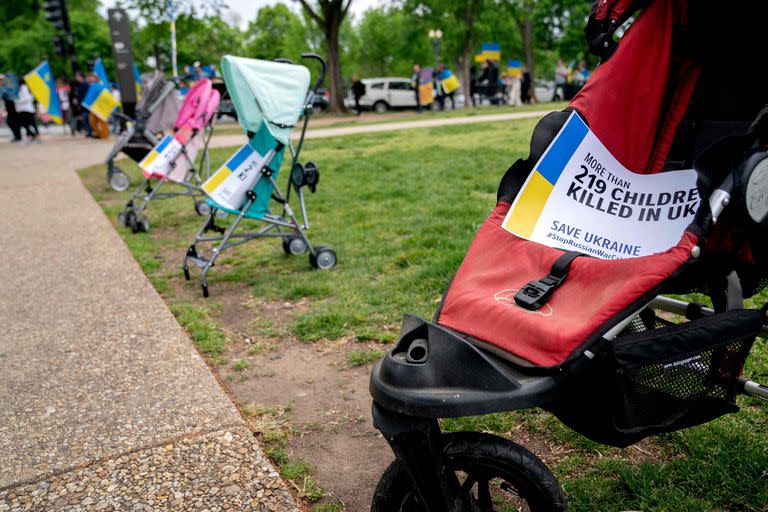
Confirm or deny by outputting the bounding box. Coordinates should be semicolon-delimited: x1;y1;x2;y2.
514;275;563;311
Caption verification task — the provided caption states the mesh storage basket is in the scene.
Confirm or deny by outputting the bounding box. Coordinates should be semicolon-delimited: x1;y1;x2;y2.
612;308;763;433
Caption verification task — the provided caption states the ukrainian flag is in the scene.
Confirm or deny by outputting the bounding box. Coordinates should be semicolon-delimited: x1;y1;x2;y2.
82;81;120;122
94;58;110;87
502;114;589;238
133;63;143;99
23;60;62;124
475;42;501;63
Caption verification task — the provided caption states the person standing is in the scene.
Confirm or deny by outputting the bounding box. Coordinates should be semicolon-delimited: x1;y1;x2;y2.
554;59;568;101
56;78;74;135
0;73;22;142
77;72;96;138
15;82;39;142
350;75;366;116
411;64;422;112
506;71;522;106
521;65;532;103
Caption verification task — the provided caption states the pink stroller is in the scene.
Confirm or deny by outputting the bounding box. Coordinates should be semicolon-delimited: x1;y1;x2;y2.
117;78;220;233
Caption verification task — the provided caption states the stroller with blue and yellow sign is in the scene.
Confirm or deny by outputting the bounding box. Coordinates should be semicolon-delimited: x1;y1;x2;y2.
183;53;335;297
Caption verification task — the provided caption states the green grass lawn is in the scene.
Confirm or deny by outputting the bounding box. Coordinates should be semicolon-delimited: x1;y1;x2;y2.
213;101;569;135
80;116;767;511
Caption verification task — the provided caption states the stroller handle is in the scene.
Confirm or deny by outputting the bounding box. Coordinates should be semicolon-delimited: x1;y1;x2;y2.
301;53;327;94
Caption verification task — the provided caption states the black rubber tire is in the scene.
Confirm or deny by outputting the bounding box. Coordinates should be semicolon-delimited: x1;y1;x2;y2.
139;216;150;233
373;101;389;113
183;266;190;281
309;246;337;270
371;432;567;512
202;284;209;298
194;200;211;216
117;211;128;227
109;169;130;192
282;235;308;256
128;211;139;233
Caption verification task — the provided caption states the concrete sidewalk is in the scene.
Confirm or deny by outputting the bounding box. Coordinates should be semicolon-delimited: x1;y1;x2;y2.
0;138;297;510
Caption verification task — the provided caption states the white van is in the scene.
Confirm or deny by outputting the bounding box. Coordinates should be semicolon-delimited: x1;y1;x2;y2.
346;77;417;112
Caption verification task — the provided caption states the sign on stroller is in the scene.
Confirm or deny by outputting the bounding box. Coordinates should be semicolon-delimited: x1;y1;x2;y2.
117;78;220;233
183;53;335;298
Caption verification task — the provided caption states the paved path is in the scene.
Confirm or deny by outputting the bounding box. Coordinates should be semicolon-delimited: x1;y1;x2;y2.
209;109;550;147
0;138;298;511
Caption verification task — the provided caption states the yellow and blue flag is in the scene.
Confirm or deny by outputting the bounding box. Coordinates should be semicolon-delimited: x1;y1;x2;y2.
82;81;120;122
133;63;143;99
475;42;501;63
94;58;110;87
23;60;62;124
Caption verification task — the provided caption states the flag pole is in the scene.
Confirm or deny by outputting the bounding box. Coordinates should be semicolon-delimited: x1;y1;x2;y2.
169;0;178;78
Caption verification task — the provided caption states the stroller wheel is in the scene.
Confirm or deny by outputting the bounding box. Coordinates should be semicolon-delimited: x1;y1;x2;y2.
117;211;128;227
109;169;130;192
310;246;337;270
183;265;190;281
202;283;209;298
127;211;139;233
214;208;228;219
139;216;150;233
283;235;308;256
371;432;567;512
194;200;211;217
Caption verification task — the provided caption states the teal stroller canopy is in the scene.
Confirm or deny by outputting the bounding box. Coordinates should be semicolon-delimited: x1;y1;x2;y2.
221;55;311;145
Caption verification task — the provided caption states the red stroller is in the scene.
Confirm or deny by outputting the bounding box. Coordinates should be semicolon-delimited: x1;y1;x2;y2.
369;1;768;510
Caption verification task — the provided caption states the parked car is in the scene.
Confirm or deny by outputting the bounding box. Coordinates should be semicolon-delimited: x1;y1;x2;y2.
533;80;561;102
311;88;330;113
345;77;418;112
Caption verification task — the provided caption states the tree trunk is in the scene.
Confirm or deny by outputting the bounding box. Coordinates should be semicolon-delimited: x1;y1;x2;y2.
522;18;535;83
325;20;346;113
459;0;478;103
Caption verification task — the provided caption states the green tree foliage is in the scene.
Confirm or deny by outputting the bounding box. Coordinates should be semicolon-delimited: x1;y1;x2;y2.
0;0;111;78
243;4;307;61
133;14;244;72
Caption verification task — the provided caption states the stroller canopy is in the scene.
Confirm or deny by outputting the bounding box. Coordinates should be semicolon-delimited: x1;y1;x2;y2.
221;55;310;145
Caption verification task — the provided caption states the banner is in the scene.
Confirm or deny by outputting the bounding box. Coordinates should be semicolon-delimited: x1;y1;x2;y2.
418;67;434;105
202;144;271;211
501;112;700;259
138;132;201;182
108;8;137;117
23;61;62;124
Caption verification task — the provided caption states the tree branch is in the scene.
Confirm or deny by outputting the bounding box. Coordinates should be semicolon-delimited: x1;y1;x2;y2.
342;0;353;16
296;0;324;25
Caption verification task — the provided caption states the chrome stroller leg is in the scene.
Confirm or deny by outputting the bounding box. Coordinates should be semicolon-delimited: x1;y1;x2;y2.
198;200;252;298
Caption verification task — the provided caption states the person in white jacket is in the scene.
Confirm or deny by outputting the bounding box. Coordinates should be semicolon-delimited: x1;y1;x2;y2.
15;83;39;142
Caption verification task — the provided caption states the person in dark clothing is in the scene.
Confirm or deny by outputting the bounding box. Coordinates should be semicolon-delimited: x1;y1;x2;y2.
77;72;96;137
521;65;532;104
0;74;22;142
350;75;366;115
411;64;422;112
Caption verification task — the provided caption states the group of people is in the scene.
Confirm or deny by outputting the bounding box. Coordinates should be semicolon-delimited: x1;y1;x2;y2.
0;69;115;143
1;73;41;143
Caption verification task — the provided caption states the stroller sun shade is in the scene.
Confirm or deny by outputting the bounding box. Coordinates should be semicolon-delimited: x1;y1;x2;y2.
220;55;310;145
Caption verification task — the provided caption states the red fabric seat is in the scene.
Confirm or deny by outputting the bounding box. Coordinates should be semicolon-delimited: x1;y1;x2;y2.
438;203;698;367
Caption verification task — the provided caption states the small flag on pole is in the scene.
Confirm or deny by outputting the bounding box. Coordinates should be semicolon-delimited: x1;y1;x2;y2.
23;60;62;124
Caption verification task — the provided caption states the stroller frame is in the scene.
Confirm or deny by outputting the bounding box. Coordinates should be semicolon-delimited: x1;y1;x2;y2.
106;73;179;192
117;115;218;233
183;54;333;298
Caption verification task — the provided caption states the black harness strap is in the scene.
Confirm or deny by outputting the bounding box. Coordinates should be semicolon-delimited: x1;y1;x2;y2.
514;251;583;310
